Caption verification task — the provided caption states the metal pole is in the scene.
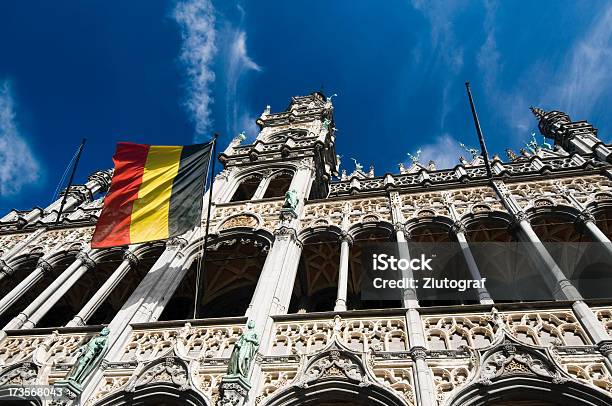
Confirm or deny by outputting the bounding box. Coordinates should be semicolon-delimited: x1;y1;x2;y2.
465;82;493;179
56;138;86;224
193;134;219;319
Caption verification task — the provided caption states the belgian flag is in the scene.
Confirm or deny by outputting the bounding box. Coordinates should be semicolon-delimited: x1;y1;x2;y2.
91;141;213;248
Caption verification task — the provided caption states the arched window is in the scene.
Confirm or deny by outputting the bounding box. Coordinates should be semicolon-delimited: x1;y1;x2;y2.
263;170;293;199
159;236;269;320
230;174;262;202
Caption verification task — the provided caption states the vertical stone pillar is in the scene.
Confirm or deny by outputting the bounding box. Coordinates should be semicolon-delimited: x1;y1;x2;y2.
575;211;612;257
77;239;188;402
491;180;612;364
212;167;237;204
334;233;352;312
0;257;53;316
22;251;97;329
451;222;494;304
406;308;436;406
515;216;582;301
388;192;436;404
0;251;95;343
252;170;273;200
244;160;314;403
66;249;139;327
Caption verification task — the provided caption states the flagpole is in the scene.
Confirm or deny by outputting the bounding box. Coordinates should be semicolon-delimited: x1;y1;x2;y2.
56;138;86;224
193;133;219;319
465;82;493;179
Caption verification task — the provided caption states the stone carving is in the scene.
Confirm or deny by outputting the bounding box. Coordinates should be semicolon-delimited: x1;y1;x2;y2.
0;336;47;367
65;327;109;385
433;365;471;403
219;214;259;231
423;310;588;351
0;362;38;386
77;251;96;270
477;339;567;386
123;250;139;268
87;169;113;192
227;320;259;379
272;316;407;356
134;357;188;388
302;349;364;385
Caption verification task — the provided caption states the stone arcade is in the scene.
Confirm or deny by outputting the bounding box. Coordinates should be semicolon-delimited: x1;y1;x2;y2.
0;92;612;405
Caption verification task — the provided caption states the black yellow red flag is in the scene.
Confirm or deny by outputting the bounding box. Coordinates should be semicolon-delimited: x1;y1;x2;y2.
91;141;213;248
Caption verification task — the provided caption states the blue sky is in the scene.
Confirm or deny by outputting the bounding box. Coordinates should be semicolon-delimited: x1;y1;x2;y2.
0;0;611;214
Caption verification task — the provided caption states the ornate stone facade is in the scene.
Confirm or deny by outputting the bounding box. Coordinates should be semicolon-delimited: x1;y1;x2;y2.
0;92;611;405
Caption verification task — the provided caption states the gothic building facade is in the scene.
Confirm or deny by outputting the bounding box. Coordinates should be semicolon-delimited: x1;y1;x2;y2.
0;92;612;405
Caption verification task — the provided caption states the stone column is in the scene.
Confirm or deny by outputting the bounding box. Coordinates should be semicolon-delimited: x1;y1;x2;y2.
515;215;582;301
575;211;612;257
243;225;303;405
251;171;272;200
243;160;314;404
492;181;612;365
451;222;494;304
395;225;419;308
211;169;234;203
334;233;352;312
0;251;95;344
66;249;139;327
0;257;53;316
21;251;97;329
405;308;436;406
77;239;187;402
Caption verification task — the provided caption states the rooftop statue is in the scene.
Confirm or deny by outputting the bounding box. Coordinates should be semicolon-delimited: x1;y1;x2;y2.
350;158;364;172
322;118;331;130
459;143;480;160
526;132;553;153
227;320;259;379
406;149;421;164
66;327;110;385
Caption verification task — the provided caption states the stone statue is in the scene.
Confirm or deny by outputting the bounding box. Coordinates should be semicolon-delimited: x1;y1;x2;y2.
406;149;421;164
227;320;259;379
283;189;299;210
66;327;109;385
350;158;363;172
526;132;553;153
459;143;479;160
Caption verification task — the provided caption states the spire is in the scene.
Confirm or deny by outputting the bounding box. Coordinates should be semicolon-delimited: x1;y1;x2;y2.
530;106;546;121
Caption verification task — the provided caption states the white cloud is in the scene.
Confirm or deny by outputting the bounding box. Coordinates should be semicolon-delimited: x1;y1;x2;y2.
478;3;612;145
546;5;612;118
413;133;464;169
477;1;500;90
0;80;40;196
224;29;261;137
174;0;217;141
174;1;261;141
410;0;466;72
